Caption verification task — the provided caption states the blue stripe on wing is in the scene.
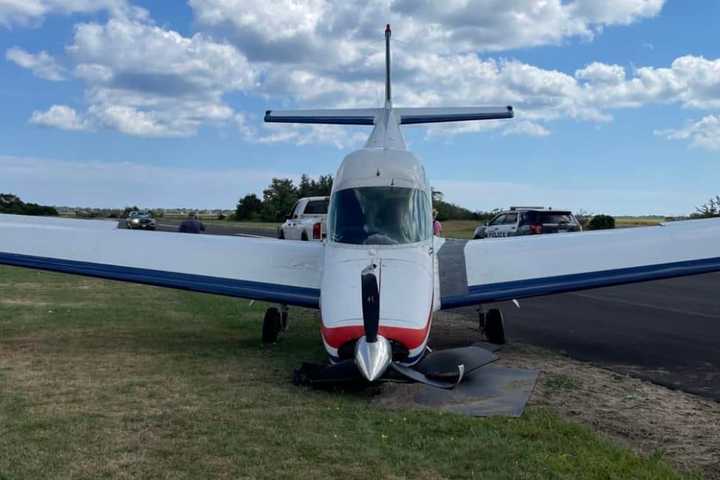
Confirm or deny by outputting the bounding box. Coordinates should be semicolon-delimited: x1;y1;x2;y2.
0;252;320;308
441;256;720;309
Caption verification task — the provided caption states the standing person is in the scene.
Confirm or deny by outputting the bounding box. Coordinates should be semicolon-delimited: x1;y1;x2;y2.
178;212;206;234
433;209;442;236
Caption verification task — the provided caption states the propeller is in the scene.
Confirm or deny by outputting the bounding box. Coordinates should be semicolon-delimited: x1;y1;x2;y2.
360;265;380;342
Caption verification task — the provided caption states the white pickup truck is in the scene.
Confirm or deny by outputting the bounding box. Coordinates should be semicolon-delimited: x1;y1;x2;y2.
278;196;329;241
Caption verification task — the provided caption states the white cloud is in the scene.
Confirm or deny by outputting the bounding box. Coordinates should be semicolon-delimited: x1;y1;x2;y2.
6;46;65;80
189;0;665;57
12;0;720;149
655;115;720;151
30;105;88;131
0;0;146;28
57;16;256;137
502;120;551;137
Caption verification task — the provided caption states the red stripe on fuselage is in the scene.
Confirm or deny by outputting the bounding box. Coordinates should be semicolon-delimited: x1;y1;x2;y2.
321;302;433;350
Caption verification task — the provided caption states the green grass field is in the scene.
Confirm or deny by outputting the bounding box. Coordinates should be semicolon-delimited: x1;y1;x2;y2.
0;266;692;479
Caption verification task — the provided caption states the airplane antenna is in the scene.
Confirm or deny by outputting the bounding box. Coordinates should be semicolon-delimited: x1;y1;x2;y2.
385;24;391;105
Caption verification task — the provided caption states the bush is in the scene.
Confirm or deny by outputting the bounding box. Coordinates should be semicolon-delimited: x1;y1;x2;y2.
588;214;615;230
0;193;58;216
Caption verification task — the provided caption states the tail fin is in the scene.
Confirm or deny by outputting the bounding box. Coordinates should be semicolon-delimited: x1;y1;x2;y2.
385;24;392;104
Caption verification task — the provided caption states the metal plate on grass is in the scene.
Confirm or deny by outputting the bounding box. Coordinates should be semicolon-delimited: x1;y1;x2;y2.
374;366;539;417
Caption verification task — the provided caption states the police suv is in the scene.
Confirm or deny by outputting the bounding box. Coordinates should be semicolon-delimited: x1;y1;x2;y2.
473;207;582;239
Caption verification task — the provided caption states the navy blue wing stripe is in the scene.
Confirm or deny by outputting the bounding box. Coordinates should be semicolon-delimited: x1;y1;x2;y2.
0;252;320;308
441;256;720;309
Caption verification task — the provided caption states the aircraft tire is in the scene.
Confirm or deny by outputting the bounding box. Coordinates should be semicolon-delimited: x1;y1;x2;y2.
262;307;282;343
301;231;309;241
485;308;506;345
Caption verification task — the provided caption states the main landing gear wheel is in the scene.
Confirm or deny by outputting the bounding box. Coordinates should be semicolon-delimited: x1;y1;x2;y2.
262;307;282;344
484;308;506;345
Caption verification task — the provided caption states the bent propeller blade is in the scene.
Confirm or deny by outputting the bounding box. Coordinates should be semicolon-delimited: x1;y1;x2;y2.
361;265;380;343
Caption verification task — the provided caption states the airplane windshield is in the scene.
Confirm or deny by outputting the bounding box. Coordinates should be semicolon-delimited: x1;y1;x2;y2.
329;187;431;245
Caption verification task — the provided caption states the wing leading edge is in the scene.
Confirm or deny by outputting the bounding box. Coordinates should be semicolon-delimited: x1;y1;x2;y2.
441;218;720;309
0;214;322;308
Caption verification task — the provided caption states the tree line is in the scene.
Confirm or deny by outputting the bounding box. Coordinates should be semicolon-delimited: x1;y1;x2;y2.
235;174;334;221
0;193;58;216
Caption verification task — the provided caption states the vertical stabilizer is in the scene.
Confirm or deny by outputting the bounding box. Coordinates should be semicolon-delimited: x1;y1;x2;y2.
385;24;391;105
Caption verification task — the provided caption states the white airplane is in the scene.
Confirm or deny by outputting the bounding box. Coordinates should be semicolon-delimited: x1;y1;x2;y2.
2;26;720;387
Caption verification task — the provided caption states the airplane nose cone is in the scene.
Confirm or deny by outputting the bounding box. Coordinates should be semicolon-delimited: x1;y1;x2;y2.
354;335;392;382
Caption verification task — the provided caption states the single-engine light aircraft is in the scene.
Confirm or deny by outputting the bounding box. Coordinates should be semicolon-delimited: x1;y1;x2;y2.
2;26;720;387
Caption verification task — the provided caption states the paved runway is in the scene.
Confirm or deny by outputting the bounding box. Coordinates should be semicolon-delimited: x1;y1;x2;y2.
461;274;720;400
124;222;720;400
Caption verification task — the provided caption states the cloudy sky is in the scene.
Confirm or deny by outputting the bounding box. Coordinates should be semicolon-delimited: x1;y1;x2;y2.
1;0;718;215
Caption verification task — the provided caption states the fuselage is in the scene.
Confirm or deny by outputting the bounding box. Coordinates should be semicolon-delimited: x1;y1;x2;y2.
318;146;440;366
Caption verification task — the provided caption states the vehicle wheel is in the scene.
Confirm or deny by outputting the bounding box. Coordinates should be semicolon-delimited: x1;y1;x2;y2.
485;308;506;345
262;307;282;343
278;229;285;240
301;231;309;241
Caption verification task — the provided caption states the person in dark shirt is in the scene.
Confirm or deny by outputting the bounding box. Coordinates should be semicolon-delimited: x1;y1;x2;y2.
178;212;206;234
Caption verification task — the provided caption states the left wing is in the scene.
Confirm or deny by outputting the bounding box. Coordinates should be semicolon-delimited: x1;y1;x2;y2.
0;214;322;308
440;218;720;309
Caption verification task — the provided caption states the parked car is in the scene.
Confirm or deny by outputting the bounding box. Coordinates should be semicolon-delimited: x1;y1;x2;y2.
473;207;582;239
125;211;157;230
278;196;329;241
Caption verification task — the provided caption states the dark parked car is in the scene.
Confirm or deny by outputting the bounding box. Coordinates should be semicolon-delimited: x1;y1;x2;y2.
473;207;582;239
125;211;157;230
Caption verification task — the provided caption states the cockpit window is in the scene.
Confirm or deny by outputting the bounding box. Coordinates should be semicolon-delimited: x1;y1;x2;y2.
329;187;431;245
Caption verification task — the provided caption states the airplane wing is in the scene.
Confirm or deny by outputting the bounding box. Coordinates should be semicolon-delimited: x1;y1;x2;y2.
440;218;720;309
0;214;322;308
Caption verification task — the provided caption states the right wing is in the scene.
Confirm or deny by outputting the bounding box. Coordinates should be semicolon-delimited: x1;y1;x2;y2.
441;218;720;309
0;214;323;308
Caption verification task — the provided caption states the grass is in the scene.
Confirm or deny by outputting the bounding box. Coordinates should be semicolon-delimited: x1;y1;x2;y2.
439;220;480;239
543;373;579;392
0;266;693;479
615;216;664;228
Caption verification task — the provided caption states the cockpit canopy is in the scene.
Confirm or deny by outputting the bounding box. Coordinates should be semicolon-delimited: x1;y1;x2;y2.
329;187;431;245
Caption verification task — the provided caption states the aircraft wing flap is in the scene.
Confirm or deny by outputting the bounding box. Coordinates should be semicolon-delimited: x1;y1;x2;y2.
0;214;323;308
440;218;720;309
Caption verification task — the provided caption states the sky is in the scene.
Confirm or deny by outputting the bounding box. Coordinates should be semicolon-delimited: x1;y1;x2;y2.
1;0;718;215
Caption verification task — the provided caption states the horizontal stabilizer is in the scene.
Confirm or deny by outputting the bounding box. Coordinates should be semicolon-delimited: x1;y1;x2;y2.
264;108;379;125
397;106;513;124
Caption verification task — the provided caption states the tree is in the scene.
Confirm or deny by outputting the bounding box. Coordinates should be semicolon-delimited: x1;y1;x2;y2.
235;193;263;220
588;214;616;230
0;193;58;216
261;178;298;222
297;174;333;197
692;196;720;218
